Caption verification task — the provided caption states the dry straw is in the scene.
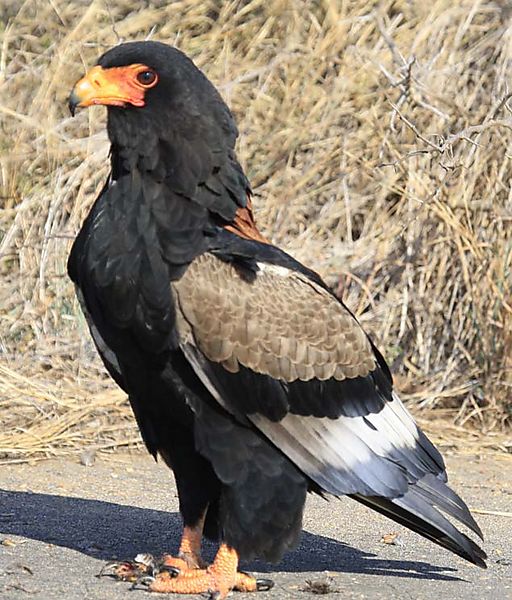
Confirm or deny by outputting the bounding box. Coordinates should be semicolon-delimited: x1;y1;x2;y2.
0;0;511;461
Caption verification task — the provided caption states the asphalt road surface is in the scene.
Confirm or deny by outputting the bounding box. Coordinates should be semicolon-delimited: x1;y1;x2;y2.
0;452;510;599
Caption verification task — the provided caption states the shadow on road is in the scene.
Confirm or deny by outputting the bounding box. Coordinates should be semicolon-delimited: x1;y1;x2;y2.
1;489;461;581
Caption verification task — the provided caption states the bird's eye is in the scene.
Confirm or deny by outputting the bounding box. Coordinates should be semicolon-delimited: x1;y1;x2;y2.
136;70;157;87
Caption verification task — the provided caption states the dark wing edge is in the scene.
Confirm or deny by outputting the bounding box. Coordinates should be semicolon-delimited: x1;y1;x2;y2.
353;479;487;567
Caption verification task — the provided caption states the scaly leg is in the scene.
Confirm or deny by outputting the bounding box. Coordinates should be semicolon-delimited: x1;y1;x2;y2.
161;519;206;571
149;543;273;598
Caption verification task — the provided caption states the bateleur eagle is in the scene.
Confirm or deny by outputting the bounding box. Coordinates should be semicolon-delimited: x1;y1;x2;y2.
68;41;486;598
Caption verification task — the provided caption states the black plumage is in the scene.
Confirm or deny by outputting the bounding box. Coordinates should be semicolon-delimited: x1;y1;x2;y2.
68;41;486;596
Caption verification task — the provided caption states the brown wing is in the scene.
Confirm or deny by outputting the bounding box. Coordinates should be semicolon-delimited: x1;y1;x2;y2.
172;252;376;382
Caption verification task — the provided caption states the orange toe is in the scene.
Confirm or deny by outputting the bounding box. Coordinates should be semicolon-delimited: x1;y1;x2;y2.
234;571;258;592
148;566;272;596
148;544;250;598
149;568;226;595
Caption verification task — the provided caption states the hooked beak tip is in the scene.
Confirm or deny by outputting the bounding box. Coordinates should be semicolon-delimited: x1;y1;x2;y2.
68;90;80;117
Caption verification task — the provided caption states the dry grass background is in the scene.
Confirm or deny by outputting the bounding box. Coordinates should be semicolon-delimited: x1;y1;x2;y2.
0;0;511;463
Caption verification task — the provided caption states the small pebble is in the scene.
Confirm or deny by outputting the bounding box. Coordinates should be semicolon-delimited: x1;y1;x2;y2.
80;450;96;467
381;532;401;545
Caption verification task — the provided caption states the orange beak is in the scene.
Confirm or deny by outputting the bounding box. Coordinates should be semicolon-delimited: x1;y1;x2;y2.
68;64;148;115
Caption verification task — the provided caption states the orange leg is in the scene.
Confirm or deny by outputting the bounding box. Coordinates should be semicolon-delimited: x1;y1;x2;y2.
161;519;206;571
149;544;272;598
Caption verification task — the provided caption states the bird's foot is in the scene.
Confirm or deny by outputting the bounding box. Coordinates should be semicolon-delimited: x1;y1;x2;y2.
148;566;273;597
99;546;273;597
147;545;273;598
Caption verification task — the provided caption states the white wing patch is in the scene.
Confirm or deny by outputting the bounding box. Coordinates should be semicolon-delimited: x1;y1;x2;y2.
249;392;422;498
256;262;294;278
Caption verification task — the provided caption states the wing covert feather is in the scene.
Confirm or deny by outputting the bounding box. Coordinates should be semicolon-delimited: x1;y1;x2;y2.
172;253;376;382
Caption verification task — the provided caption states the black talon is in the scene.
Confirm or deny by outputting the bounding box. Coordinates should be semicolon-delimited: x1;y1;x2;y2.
256;578;274;591
238;571;274;592
159;564;181;578
129;575;155;591
96;562;118;578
